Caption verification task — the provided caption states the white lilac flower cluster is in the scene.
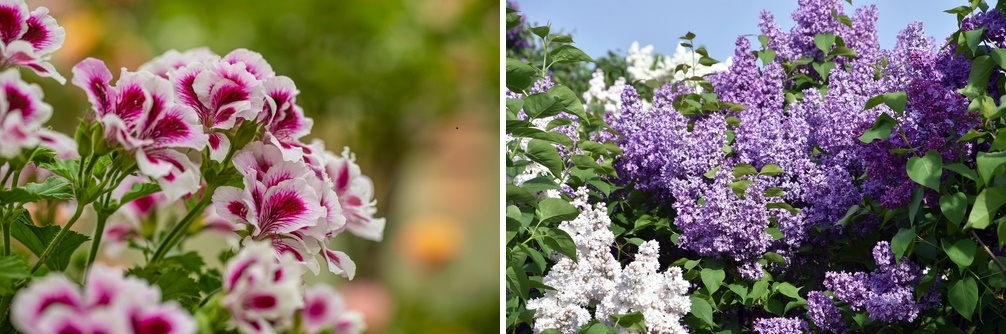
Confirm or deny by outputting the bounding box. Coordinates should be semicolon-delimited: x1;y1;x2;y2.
526;187;691;334
625;41;731;86
581;68;627;117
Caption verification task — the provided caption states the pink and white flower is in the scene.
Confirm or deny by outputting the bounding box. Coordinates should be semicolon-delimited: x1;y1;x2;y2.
222;240;304;333
323;147;385;242
213;142;357;278
169;49;267;161
0;68;75;159
260;75;313;162
139;47;221;78
0;0;66;83
72;58;208;200
301;285;366;334
11;265;196;334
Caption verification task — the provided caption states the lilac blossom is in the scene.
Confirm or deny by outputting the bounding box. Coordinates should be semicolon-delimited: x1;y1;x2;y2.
753;317;809;334
806;291;845;333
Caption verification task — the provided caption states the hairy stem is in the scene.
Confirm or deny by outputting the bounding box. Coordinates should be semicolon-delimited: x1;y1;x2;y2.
149;188;215;263
84;210;111;275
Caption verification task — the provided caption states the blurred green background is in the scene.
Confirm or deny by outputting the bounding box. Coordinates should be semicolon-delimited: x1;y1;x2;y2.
28;0;500;332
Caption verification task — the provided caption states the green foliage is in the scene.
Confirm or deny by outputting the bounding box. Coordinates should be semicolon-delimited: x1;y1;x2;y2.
10;212;89;271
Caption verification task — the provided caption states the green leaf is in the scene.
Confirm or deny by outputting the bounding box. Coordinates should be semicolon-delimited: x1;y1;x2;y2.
505;58;537;92
521;177;560;194
548;85;588;120
119;182;161;207
944;239;977;270
966;187;1006;229
516;243;547;273
505;11;521;30
949;276;979;319
760;164;784;176
0;177;74;203
967;54;995;92
775;282;802;300
0;255;29;294
906;150;943;191
537;198;579;224
506;184;538;207
964;28;988;55
732;164;758;178
763;252;786;264
766;202;800;215
814;33;836;56
548;34;573;43
946;163;979;182
858;113;897;143
883;92;908;114
758;49;777;66
525;139;563;178
610;311;647;332
548;45;594;64
163;252;205;273
991;49;1006;69
764;187;785;197
40;160;79;182
700;268;725;293
690;296;715;327
940;192;968;227
543;227;577;261
977;151;1006;184
127;267;201;310
528;25;549;39
728;284;748;301
730;180;753;197
11;216;89;271
891;227;916;262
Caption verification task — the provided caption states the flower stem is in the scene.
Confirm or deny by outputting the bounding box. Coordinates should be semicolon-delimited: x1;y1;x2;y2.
149;188;216;263
84;210;111;274
25;202;85;277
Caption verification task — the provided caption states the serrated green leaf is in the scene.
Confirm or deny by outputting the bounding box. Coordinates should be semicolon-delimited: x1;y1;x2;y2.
0;255;29;294
0;177;74;203
11;217;89;271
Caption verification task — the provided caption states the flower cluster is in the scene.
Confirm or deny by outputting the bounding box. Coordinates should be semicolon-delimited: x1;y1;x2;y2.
0;0;65;83
582;68;627;117
525;188;690;334
609;0;976;278
222;240;365;334
0;69;74;159
625;42;731;84
753;317;810;334
818;242;939;323
12;265;195;334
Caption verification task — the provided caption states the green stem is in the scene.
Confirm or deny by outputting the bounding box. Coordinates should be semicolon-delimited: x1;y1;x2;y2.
149;188;216;263
84;209;111;274
25;202;86;277
2;221;9;257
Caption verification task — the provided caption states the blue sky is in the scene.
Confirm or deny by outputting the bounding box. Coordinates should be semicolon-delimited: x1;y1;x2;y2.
514;1;972;60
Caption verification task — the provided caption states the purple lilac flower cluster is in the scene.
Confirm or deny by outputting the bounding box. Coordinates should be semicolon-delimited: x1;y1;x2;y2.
817;241;940;324
505;1;533;52
610;0;977;278
752;317;809;334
